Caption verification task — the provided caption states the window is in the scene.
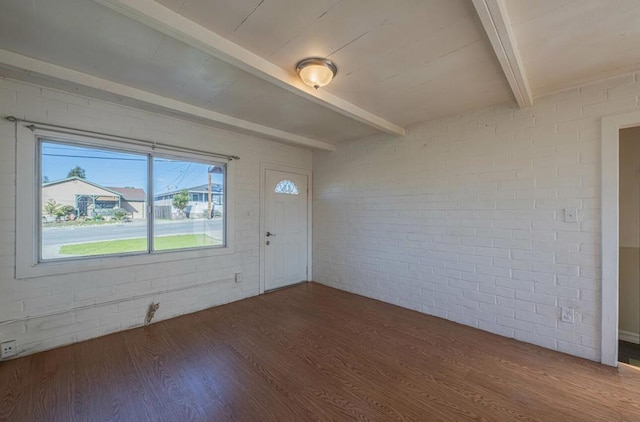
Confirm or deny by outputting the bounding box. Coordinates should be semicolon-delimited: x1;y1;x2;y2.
41;141;148;260
153;157;225;252
38;137;226;262
275;180;299;195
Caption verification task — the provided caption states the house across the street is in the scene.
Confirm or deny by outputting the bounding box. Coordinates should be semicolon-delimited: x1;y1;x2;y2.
154;183;223;219
42;177;146;219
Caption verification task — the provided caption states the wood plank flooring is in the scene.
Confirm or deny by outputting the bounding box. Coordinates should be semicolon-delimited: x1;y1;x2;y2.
1;282;640;421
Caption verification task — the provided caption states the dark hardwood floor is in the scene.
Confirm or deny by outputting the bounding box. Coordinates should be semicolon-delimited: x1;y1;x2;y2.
1;282;640;421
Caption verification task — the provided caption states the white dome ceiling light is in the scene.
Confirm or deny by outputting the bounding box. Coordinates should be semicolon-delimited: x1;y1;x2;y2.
296;58;338;90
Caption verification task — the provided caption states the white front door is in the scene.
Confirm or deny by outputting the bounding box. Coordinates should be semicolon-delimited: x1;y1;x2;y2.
264;169;308;291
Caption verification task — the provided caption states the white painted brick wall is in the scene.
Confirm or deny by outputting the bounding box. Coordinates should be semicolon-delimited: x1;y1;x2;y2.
313;72;640;362
0;78;311;357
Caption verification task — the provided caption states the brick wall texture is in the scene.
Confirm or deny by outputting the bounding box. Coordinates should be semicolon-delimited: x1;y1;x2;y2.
313;72;640;362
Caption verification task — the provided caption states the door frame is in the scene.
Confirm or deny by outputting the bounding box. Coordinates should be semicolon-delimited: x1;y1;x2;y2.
259;163;312;294
601;110;640;366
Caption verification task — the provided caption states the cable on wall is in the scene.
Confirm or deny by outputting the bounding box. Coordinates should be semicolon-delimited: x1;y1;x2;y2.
0;274;237;326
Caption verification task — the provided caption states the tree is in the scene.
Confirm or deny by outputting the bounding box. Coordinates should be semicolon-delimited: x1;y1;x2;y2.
67;165;86;179
59;205;75;219
43;175;49;184
43;200;74;221
172;189;190;218
112;208;128;221
44;199;60;216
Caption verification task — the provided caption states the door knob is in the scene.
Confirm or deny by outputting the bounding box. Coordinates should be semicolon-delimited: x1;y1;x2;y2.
266;231;276;237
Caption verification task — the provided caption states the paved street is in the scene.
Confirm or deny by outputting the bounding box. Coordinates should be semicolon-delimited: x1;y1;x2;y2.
42;219;224;258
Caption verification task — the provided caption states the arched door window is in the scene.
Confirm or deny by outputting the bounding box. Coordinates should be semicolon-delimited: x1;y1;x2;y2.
274;180;299;195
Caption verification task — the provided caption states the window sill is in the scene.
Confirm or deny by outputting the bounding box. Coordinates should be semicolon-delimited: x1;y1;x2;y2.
17;244;235;279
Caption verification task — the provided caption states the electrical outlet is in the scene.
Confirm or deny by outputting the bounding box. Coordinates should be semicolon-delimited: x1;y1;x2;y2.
1;340;17;359
234;272;242;283
561;308;575;323
564;208;579;223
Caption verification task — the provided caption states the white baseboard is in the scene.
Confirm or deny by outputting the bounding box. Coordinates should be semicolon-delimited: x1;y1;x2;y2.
619;330;640;344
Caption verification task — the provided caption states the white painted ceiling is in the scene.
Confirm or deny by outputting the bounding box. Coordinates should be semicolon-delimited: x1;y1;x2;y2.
0;0;382;144
154;0;513;127
506;0;640;95
0;0;639;147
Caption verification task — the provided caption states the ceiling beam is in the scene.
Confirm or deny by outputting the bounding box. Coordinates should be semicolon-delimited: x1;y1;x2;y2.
472;0;533;108
0;49;336;151
95;0;406;136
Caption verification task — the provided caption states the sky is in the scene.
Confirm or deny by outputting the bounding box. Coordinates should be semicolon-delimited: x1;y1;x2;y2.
41;141;224;195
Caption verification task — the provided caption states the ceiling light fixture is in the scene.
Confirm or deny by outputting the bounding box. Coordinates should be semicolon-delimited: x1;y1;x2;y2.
296;58;337;89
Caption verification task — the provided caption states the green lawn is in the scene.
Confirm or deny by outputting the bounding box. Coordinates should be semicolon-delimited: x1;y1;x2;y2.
58;234;220;256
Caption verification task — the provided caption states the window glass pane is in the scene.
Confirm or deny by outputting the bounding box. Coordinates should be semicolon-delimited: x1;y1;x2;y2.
40;140;148;260
153;158;225;251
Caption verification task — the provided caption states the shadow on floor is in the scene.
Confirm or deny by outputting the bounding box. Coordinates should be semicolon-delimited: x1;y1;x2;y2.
619;340;640;366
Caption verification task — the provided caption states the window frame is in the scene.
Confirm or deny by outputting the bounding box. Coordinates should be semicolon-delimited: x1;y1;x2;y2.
38;138;151;262
149;151;228;253
16;126;235;279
